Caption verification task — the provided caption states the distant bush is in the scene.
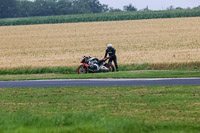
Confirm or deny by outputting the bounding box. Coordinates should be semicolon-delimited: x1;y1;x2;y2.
0;9;200;26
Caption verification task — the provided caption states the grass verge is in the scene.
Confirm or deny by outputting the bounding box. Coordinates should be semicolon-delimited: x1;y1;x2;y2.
0;86;200;133
0;70;200;81
0;63;199;81
0;62;200;75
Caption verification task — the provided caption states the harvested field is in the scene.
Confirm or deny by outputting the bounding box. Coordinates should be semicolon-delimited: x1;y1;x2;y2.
0;17;200;69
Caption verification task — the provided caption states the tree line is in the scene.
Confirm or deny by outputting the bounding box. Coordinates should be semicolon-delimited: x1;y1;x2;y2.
0;0;109;18
0;0;200;18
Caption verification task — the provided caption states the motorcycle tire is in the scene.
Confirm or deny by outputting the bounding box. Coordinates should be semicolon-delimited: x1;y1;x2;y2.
104;63;115;72
78;65;88;74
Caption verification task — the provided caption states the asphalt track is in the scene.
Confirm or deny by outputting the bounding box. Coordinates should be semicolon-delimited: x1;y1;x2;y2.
0;78;200;88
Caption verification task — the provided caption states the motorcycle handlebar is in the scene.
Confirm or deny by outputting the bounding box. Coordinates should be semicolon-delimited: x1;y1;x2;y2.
104;58;108;61
104;55;114;60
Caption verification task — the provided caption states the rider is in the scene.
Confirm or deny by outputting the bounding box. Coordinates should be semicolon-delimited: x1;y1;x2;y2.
104;44;119;71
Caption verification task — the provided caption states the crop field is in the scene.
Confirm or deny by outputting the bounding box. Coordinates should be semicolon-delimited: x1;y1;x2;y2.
0;17;200;69
0;86;200;133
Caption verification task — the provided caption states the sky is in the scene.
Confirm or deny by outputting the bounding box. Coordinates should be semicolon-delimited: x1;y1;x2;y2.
99;0;200;10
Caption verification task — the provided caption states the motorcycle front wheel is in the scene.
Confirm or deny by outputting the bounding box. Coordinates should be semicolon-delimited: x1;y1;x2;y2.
78;65;87;74
104;63;115;72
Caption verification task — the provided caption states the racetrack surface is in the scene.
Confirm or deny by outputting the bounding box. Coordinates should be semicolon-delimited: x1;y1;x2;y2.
0;78;200;88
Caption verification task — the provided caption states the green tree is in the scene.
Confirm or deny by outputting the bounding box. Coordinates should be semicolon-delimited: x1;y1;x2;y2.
72;0;108;14
123;4;137;11
88;0;108;13
175;7;183;10
0;0;109;18
193;5;200;9
142;6;149;11
72;0;91;14
18;0;34;17
56;0;72;15
167;5;175;10
32;0;57;16
109;7;122;12
0;0;18;18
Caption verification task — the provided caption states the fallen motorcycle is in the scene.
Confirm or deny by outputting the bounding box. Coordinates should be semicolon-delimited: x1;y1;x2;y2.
78;56;114;74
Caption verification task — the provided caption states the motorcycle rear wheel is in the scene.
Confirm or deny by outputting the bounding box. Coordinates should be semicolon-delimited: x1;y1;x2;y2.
104;63;115;72
78;65;87;74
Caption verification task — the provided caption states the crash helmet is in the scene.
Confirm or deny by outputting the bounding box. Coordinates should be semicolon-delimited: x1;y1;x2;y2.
107;44;112;48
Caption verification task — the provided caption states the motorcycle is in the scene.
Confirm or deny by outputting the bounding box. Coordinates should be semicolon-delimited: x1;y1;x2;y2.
78;56;114;74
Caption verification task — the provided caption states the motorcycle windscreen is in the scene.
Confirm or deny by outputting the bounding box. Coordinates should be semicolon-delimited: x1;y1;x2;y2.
81;57;88;63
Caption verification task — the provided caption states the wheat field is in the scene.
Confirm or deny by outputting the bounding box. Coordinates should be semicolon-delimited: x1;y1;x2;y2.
0;17;200;69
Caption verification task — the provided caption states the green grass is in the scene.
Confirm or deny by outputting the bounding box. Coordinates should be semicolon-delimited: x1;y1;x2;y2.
0;62;199;75
0;9;200;26
0;63;199;81
0;67;76;75
0;70;200;81
0;86;200;133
